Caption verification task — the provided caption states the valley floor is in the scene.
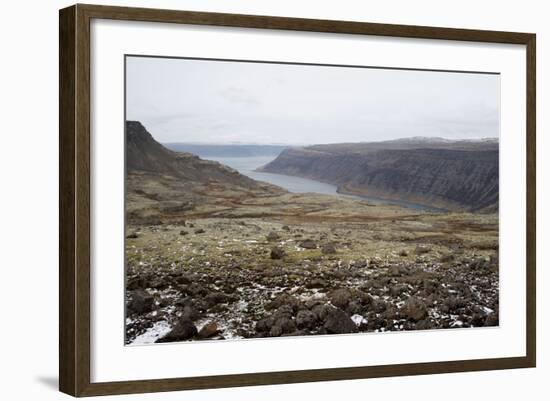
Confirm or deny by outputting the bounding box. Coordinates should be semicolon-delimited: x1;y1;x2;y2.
125;193;498;344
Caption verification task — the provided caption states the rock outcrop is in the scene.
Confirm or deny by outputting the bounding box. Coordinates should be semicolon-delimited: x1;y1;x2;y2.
259;138;498;212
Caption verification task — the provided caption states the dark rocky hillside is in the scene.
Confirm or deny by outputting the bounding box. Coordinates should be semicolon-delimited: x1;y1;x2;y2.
125;121;283;224
259;139;499;212
127;121;265;188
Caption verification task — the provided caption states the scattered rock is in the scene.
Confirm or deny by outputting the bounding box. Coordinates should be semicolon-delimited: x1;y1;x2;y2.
198;322;219;338
311;304;331;321
270;246;286;259
255;317;274;333
305;278;327;289
347;300;362;315
415;245;431;255
324;308;358;334
266;231;280;241
282;225;290;231
415;319;434;330
441;297;465;313
269;317;296;337
399;250;408;257
389;265;409;276
179;230;188;236
299;239;317;249
321;243;337;254
126;232;139;239
390;284;408;297
470;257;488;269
127;290;154;314
423;279;438;295
176;275;191;285
401;296;428;321
296;309;317;330
329;288;352;309
181;305;201;321
205;292;236;308
156;319;197;342
194;228;205;234
185;283;209;297
484;313;499;327
265;294;301;312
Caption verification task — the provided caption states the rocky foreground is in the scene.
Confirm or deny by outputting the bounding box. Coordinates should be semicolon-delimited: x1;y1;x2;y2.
123;121;499;344
125;208;498;344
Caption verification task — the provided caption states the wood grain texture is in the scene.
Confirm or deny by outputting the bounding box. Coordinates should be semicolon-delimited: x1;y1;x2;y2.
59;3;537;397
59;5;76;396
525;35;536;368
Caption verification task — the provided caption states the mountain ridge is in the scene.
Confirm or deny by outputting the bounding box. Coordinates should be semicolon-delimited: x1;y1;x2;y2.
259;140;499;212
125;121;284;224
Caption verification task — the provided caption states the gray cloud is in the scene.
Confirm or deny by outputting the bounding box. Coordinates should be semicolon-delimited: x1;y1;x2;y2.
126;56;499;145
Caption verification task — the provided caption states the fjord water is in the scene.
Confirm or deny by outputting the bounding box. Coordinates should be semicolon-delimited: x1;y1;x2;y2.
208;155;442;211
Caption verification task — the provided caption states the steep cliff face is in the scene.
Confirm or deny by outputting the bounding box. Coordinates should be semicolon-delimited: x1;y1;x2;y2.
259;140;498;212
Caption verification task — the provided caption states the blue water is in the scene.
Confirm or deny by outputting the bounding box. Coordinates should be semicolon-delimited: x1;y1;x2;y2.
208;156;443;212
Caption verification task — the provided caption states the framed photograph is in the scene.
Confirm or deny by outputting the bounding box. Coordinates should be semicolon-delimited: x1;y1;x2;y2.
59;4;536;397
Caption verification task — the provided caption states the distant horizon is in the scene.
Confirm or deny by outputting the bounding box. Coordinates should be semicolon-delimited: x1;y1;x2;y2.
129;119;499;147
159;135;500;147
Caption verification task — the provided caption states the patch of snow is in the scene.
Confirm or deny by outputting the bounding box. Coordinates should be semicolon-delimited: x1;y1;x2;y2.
129;321;172;345
481;306;494;314
351;314;367;326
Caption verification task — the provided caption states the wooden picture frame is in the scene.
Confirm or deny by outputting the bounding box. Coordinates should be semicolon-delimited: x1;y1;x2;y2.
59;3;536;397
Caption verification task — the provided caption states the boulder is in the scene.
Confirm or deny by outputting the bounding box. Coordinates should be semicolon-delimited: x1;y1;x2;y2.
181;305;201;321
401;296;428;321
205;291;236;308
311;304;331;321
324;308;358;334
176;275;191;285
299;239;317;249
321;243;337;254
265;294;301;312
389;284;409;297
305;278;328;289
329;288;352;309
266;231;280;242
295;309;317;330
389;265;409;276
269;317;296;337
198;322;219;338
127;290;154;314
270;247;286;260
414;319;435;330
415;245;431;255
156;319;197;342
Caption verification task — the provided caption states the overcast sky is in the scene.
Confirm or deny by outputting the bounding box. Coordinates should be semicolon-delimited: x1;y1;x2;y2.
126;56;500;145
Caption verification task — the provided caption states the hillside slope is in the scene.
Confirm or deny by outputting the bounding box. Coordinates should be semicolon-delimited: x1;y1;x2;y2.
125;121;283;224
127;121;268;188
259;139;499;212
